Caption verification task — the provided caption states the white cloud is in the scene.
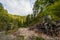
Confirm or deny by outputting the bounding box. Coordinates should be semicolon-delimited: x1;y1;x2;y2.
0;0;36;16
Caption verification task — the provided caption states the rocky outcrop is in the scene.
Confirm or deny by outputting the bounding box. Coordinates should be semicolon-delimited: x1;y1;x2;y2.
29;15;60;39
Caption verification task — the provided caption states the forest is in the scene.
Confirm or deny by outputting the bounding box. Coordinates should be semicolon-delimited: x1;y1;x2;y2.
0;0;60;40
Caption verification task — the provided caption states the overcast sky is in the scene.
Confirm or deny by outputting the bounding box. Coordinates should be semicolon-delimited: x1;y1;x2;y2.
0;0;36;16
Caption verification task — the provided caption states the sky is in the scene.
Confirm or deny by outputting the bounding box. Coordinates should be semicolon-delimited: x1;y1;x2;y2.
0;0;36;16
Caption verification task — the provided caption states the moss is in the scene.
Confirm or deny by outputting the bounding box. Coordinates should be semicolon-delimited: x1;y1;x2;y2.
36;37;44;40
